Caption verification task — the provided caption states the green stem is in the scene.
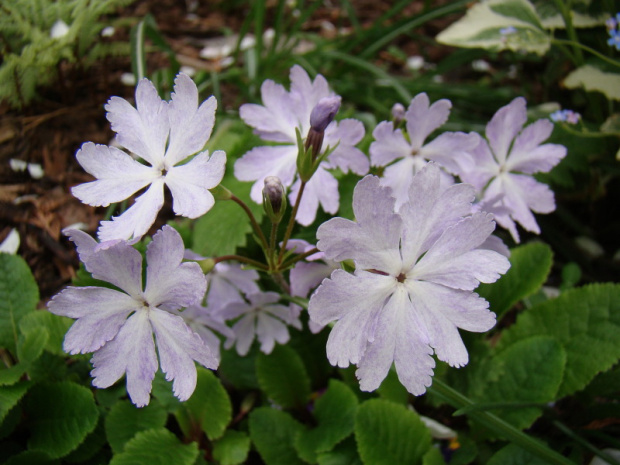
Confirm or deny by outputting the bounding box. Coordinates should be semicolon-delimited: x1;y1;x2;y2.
429;379;577;465
552;0;583;65
230;194;269;252
552;38;620;69
213;254;269;271
280;247;320;270
277;180;307;265
269;221;279;268
553;421;620;465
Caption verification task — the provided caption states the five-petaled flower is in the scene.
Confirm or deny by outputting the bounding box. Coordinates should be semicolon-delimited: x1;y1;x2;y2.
48;225;217;407
456;97;566;242
308;164;510;395
72;73;226;242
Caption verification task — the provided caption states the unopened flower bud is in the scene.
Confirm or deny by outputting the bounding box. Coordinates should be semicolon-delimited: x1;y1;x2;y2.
391;103;406;125
263;176;286;223
305;96;341;161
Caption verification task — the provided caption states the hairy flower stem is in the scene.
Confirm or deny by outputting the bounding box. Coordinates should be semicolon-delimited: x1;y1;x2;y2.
280;247;320;270
230;194;269;252
277;180;307;266
430;379;576;465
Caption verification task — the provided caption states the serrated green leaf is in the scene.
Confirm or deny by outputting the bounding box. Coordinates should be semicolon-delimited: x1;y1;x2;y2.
249;407;306;465
477;242;552;318
0;254;39;353
105;399;168;454
212;430;251;465
3;450;59;465
193;167;264;257
487;443;548;465
175;367;232;440
19;311;72;357
355;399;431;465
0;364;27;386
498;283;620;397
295;379;359;462
25;382;99;458
473;336;565;429
377;369;409;405
0;381;31;423
256;345;311;409
436;0;550;55
317;437;363;465
65;416;107;463
563;65;620;101
17;326;48;364
219;345;260;390
109;428;199;465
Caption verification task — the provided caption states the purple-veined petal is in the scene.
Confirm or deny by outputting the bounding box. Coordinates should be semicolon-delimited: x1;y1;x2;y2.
91;309;158;407
72;143;160;206
97;179;165;242
165;75;217;166
150;308;218;401
290;65;330;121
405;93;452;150
317;176;403;273
369;121;411;167
165;150;225;218
206;263;259;311
234;145;298;203
105;79;169;168
485;97;527;165
48;286;142;354
457;138;498;192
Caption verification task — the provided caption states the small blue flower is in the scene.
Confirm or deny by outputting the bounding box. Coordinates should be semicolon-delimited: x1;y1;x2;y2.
608;29;620;50
499;26;517;35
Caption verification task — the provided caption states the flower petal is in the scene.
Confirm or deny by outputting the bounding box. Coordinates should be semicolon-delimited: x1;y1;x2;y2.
369;121;411;167
256;312;290;354
72;143;160;206
405;93;452;150
150;308;218;401
485;97;527;165
506;119;566;174
324;119;368;175
97;179;165;242
229;314;256;356
165;75;217;166
105;78;169;167
91;309;158;407
165;150;226;218
420;131;479;175
289;166;339;226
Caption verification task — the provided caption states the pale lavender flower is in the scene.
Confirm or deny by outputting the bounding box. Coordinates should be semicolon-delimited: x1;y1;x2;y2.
308;164;510;395
234;65;368;225
550;109;581;124
458;97;566;242
369;93;479;209
221;292;302;356
48;225;217;407
204;262;260;311
72;73;226;242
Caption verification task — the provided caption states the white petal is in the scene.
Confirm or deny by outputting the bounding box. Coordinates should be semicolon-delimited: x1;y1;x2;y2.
256;312;290;354
230;314;257;356
369;121;411;167
485;97;527;165
165;150;225;218
505;119;565;174
405;93;452;150
97;179;165;242
289;166;339;226
91;309;158;407
380;157;426;211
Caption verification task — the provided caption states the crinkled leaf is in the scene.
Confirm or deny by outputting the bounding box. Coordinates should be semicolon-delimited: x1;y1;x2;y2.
25;382;99;458
0;381;31;424
295;380;359;463
17;326;48;364
436;0;550;55
175;367;231;440
477;242;552;318
355;399;431;465
109;428;198;465
0;254;39;353
473;336;565;429
249;407;306;465
564;65;620;101
498;283;620;397
212;430;251;465
0;364;27;386
317;437;363;465
256;345;311;409
105;399;168;454
19;311;72;357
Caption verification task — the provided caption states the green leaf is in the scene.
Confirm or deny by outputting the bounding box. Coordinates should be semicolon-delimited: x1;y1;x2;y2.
477;242;553;318
487;444;549;465
19;311;72;357
472;336;566;429
355;399;432;465
109;428;199;465
249;407;306;465
3;450;59;465
174;367;232;440
256;345;311;409
498;283;620;397
212;430;251;465
563;65;620;101
0;381;31;423
25;382;99;458
0;254;39;353
104;399;168;454
295;380;359;463
17;326;48;364
422;447;448;465
65;416;107;463
436;0;550;55
377;369;409;405
317;437;363;465
0;364;27;386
